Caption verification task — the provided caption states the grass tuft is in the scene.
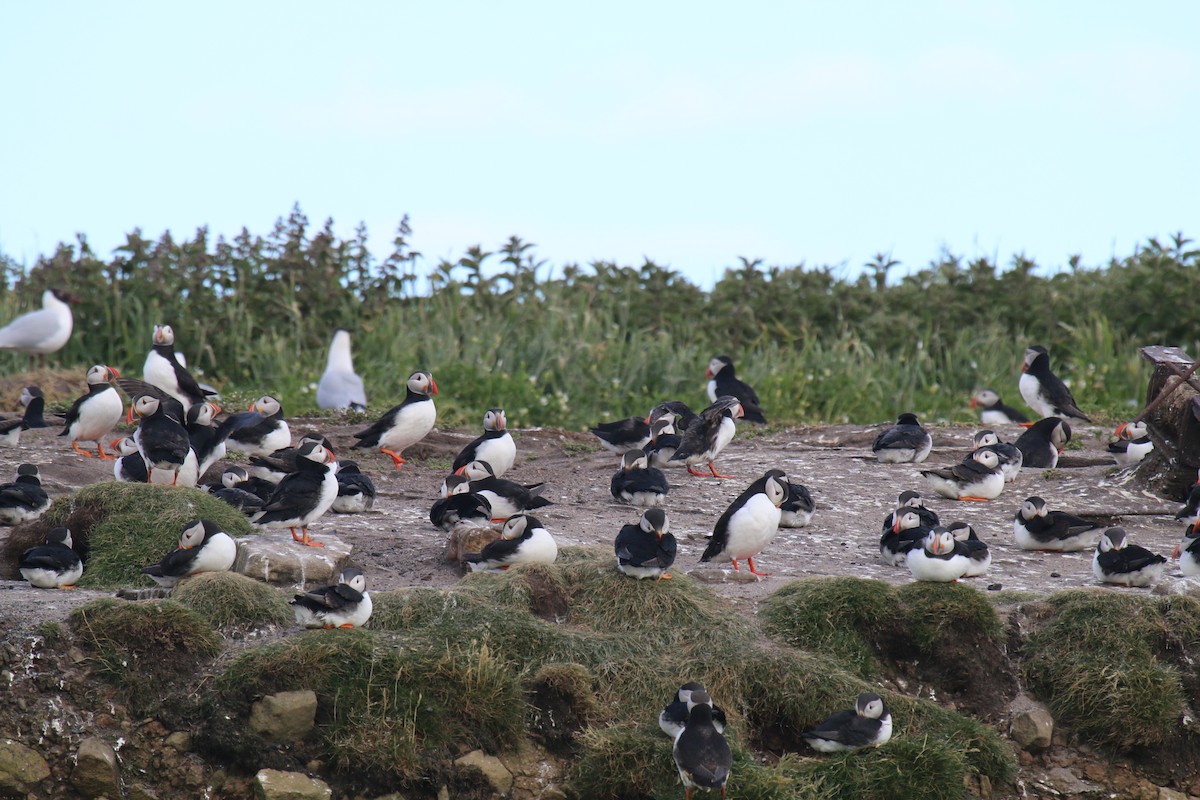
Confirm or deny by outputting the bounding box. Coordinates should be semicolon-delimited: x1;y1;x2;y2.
171;572;292;631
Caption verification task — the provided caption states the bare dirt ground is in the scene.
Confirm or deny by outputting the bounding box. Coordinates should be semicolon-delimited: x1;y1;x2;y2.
0;416;1186;628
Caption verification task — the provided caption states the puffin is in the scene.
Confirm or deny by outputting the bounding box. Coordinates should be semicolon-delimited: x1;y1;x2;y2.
0;289;74;366
249;434;335;483
1020;345;1091;422
970;388;1030;426
111;436;149;483
658;682;727;738
1174;469;1200;532
872;412;932;464
1012;496;1104;551
670;396;744;478
643;417;682;470
1108;420;1153;469
920;448;1004;501
141;519;238;588
332;461;376;513
291;567;373;629
464;514;558;571
610;449;670;507
801;692;893;753
614;507;677;580
589;416;651;454
1093;527;1166;587
132;395;192;485
142;323;216;413
706;355;767;425
452;408;516;477
18;527;82;589
648;400;698;434
60;365;123;459
429;491;492;531
207;467;265;514
221;396;291;459
251;441;339;547
1177;532;1200;577
948;521;991;577
700;468;787;576
882;490;940;533
779;480;816;528
187;401;228;478
0;386;51;446
1014;417;1072;469
880;509;932;567
316;327;367;412
457;460;553;521
906;527;972;582
351;370;437;469
0;464;51;525
672;689;732;800
971;430;1023;482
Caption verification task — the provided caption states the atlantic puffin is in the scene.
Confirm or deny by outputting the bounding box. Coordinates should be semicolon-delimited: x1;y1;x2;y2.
589;416;651;454
779;480;815;528
610;449;670;507
1108;421;1153;469
700;468;787;576
706;355;767;425
0;289;74;366
332;461;376;513
920;448;1004;501
251;441;339;547
457;460;553;521
658;682;727;738
141;519;238;588
316;327;367;412
1014;417;1071;469
221;396;291;459
429;491;492;531
206;465;277;503
614;507;676;579
249;434;335;483
802;692;892;753
142;323;216;413
672;689;732;800
1012;496;1103;551
0;464;51;525
970;430;1023;482
18;527;82;589
186;400;228;478
1020;345;1091;422
947;521;991;577
291;567;373;629
0;386;50;445
1093;527;1166;587
648;400;698;434
1177;532;1200;577
880;509;932;567
111;436;149;483
132;395;192;485
1174;469;1200;532
60;365;123;459
643;417;682;470
452;408;516;477
207;467;265;515
872;412;932;464
464;514;558;571
351;370;437;469
670;396;744;478
881;490;939;533
970;388;1030;426
907;528;972;582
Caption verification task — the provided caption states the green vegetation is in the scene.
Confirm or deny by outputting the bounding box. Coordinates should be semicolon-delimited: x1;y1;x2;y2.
171;572;292;630
4;211;1193;426
1023;590;1200;750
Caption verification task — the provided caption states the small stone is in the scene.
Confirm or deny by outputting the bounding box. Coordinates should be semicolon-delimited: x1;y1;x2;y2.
128;784;160;800
443;522;501;563
235;533;352;586
437;786;450;800
1152;578;1200;599
164;732;191;751
254;769;332;800
1050;572;1061;578
986;583;1002;591
249;690;318;742
455;750;514;795
1160;788;1188;800
1010;707;1054;751
71;737;121;799
0;739;50;795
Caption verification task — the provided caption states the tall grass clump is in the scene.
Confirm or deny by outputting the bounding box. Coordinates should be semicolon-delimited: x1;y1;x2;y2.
2;212;1189;427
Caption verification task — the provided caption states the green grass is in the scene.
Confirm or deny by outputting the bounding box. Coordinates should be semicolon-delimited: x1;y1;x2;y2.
171;572;292;630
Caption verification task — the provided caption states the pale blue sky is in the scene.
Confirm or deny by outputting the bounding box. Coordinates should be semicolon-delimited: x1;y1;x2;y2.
2;3;1197;287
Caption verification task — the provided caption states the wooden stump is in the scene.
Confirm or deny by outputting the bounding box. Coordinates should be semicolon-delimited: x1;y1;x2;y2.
1132;346;1200;499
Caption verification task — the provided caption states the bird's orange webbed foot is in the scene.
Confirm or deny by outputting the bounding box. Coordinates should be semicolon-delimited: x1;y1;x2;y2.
380;448;406;469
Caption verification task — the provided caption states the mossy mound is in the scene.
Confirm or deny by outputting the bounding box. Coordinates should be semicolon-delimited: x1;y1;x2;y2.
1023;589;1200;751
68;598;222;715
761;577;1016;718
2;482;256;589
206;550;1014;795
171;572;292;631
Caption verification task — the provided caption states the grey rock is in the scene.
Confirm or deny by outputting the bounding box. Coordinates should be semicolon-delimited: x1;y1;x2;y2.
686;566;762;584
1152;577;1200;599
455;750;514;795
1158;788;1188;800
254;769;332;800
1010;706;1054;751
70;737;121;799
250;690;318;742
235;533;352;586
0;739;50;796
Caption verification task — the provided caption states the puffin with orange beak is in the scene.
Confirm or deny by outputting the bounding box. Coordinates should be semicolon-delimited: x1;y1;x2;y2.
452;408;515;477
1019;345;1091;422
351;370;437;469
614;508;676;579
1108;420;1153;469
60;365;124;459
142;323;218;414
906;527;971;582
132;395;191;485
251;440;339;547
220;395;290;458
141;519;237;588
670;396;745;478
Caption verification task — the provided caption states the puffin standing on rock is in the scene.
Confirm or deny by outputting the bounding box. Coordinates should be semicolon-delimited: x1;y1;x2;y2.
251;441;339;547
706;355;766;425
60;365;124;459
1020;345;1091;422
132;395;192;486
352;370;437;469
0;386;52;446
700;468;787;576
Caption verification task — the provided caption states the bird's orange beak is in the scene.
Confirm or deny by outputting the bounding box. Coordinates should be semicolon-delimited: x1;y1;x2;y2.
108;366;121;380
110;438;124;450
429;379;439;395
1020;363;1028;373
705;368;713;379
1114;423;1128;438
969;397;978;409
125;405;135;424
454;465;467;476
209;402;221;415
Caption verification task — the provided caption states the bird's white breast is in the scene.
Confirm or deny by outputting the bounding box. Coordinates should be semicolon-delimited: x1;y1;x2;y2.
723;493;781;560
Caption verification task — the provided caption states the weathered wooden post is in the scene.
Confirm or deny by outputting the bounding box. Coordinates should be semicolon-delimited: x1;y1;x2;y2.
1135;346;1200;498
